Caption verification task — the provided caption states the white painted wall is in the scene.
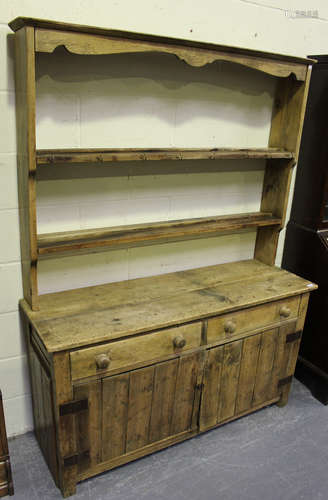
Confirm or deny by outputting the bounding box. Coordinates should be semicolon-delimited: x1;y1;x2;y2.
1;0;327;437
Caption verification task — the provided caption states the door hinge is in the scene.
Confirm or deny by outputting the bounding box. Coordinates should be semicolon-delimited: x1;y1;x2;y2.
286;331;302;343
59;398;88;416
278;375;293;388
63;450;89;468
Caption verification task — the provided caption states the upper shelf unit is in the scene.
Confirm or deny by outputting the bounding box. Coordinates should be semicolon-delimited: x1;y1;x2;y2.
36;148;295;165
10;16;314;82
10;16;314;310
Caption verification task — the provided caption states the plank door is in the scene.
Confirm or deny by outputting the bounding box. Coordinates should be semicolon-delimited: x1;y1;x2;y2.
74;351;204;470
199;323;298;431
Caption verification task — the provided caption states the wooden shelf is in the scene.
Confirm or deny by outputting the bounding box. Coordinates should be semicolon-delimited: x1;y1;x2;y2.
36;148;295;165
37;212;281;257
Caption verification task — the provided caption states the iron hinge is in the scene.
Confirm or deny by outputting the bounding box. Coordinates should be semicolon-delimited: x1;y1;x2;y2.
59;398;88;416
278;375;293;388
286;331;302;343
63;450;89;468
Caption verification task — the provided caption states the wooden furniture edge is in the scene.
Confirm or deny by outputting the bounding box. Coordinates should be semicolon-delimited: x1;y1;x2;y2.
37;212;281;258
36;147;295;165
8;17;314;66
14;26;39;310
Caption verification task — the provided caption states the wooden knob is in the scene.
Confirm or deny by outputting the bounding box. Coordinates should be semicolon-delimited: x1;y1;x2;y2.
95;353;111;370
173;335;186;349
280;306;291;318
224;320;236;334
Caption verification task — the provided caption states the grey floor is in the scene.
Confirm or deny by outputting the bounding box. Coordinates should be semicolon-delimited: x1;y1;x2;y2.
8;379;328;500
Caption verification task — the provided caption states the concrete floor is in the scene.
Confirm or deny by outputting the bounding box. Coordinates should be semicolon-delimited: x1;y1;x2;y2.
8;379;328;500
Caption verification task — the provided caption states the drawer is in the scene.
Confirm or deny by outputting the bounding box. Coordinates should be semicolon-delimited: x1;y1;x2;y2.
70;322;202;381
207;296;300;344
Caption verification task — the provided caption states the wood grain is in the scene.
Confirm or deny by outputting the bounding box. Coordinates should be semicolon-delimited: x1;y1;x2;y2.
217;340;243;421
9;17;314;68
171;352;202;434
207;295;299;344
235;334;262;413
199;346;224;430
35;147;294;165
31;26;309;80
255;67;312;265
102;373;129;460
277;293;310;406
37;212;281;258
74;381;102;471
20;260;316;352
14;26;38;310
252;329;279;405
126;366;154;452
148;359;179;443
52;352;77;497
69;322;201;381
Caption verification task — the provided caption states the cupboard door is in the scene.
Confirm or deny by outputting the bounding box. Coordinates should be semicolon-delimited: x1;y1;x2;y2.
74;351;204;469
102;352;204;459
200;324;297;431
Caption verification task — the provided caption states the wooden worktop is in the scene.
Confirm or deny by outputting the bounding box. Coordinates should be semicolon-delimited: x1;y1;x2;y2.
20;259;317;353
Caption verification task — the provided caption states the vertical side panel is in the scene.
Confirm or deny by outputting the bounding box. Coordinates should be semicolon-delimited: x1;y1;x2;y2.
14;27;38;309
278;293;309;406
102;373;129;460
218;340;243;422
253;328;279;405
53;352;77;497
148;359;179;443
255;68;312;266
236;334;261;414
40;366;58;481
24;318;58;485
29;346;43;442
270;321;293;396
126;366;154;453
269;69;312;160
296;293;310;332
74;381;102;471
199;347;224;431
171;352;201;434
254;159;293;265
275;321;298;407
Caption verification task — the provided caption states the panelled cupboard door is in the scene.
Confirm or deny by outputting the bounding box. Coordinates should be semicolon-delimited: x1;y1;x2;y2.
199;323;297;431
74;351;204;471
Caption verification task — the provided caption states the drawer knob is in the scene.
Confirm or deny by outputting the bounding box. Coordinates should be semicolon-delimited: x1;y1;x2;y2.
280;306;291;318
173;335;186;349
224;320;236;334
95;353;111;370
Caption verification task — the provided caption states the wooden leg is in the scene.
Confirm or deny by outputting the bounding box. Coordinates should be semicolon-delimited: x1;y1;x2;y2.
276;383;291;407
61;475;77;498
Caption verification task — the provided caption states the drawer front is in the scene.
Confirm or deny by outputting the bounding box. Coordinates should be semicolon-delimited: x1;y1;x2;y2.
207;296;300;344
70;322;202;381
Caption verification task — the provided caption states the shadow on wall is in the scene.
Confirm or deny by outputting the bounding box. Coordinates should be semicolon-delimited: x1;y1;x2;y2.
35;48;276;149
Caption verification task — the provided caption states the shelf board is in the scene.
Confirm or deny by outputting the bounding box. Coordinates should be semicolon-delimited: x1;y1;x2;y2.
37;212;281;258
36;148;295;165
